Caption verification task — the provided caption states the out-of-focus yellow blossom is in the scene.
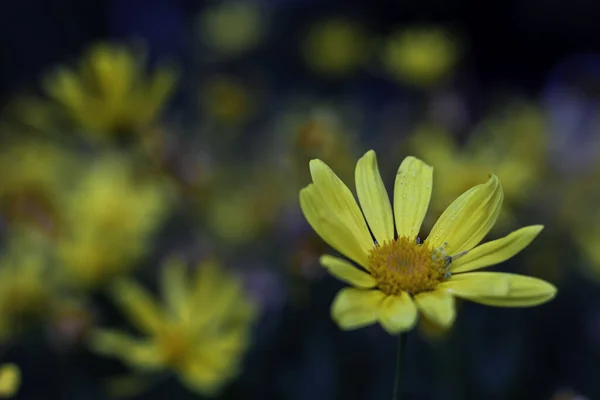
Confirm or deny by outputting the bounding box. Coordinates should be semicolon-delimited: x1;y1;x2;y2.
56;155;171;289
560;175;600;283
199;1;264;56
201;75;254;126
205;168;284;247
0;231;65;341
299;150;556;334
90;258;257;396
0;364;20;397
274;106;360;186
383;26;459;87
302;18;368;77
409;104;545;231
42;43;177;140
0;139;78;235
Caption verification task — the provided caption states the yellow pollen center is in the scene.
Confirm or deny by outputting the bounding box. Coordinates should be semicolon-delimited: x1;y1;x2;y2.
368;236;452;295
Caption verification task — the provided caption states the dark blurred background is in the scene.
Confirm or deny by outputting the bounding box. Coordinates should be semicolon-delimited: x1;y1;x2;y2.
0;1;599;400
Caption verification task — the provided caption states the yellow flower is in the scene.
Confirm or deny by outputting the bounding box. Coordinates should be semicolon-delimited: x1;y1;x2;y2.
410;104;545;229
56;155;171;289
302;18;368;77
299;150;556;334
42;43;177;140
0;231;64;341
90;258;257;396
199;1;264;57
201;75;253;126
0;364;20;397
0;139;78;235
205;167;284;246
383;26;459;87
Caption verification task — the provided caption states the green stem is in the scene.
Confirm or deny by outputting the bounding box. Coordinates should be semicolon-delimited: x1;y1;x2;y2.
392;333;408;400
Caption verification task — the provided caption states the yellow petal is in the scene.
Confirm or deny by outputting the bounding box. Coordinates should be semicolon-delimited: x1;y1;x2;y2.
300;185;371;268
179;356;227;397
437;272;510;298
451;225;544;273
110;279;164;334
0;364;20;397
331;288;385;330
462;273;557;307
426;174;503;255
355;150;394;244
89;329;164;369
378;292;418;334
309;159;373;249
394;156;433;239
161;257;190;321
414;290;455;328
320;255;377;288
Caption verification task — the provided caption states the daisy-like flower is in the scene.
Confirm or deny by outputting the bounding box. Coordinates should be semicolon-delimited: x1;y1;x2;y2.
90;258;257;396
299;150;556;334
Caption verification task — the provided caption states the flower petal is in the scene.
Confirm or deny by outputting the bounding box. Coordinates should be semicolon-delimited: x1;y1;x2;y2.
394;156;433;239
437;272;510;298
451;225;544;273
309;158;373;249
110;280;164;334
320;255;377;288
0;364;20;397
426;174;503;255
378;292;418;334
355;150;394;244
461;273;557;307
300;185;371;268
161;257;190;321
331;288;385;330
414;290;455;328
89;329;164;369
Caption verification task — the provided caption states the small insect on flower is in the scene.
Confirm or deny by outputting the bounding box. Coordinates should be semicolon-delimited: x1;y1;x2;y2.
299;150;556;334
90;258;258;396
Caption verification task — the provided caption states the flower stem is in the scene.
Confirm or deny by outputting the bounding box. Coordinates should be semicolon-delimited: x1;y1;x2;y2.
392;333;408;400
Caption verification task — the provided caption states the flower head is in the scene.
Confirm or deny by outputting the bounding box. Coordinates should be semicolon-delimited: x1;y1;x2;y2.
299;150;556;334
0;139;78;235
0;231;66;341
383;26;459;87
0;364;20;397
90;258;257;396
56;155;171;289
42;43;177;140
302;18;368;77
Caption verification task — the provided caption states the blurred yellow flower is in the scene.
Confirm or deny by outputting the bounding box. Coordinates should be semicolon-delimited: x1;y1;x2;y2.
90;258;257;396
201;75;253;126
302;18;368;76
0;139;78;235
410;104;545;230
56;155;171;289
205;169;284;246
0;231;65;341
199;1;264;56
0;364;20;397
273;105;360;187
42;43;177;140
299;150;556;334
383;26;459;87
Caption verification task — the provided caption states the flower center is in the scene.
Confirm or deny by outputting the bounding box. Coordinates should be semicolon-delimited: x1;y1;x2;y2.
368;236;452;295
157;326;190;368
